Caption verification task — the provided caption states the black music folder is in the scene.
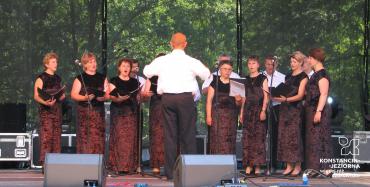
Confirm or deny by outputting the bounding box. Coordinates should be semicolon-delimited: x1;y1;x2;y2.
37;85;65;100
109;87;140;97
270;83;294;97
86;87;106;97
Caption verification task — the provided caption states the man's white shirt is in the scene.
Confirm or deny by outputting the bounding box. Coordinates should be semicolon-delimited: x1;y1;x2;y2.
307;70;314;79
262;70;285;106
143;49;210;96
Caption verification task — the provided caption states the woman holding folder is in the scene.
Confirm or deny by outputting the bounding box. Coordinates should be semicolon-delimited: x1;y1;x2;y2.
240;55;268;175
71;52;109;154
108;58;140;174
206;61;242;154
33;52;65;167
273;51;308;176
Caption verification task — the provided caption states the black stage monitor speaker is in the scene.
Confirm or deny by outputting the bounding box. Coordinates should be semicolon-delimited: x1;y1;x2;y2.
44;153;105;187
174;154;237;187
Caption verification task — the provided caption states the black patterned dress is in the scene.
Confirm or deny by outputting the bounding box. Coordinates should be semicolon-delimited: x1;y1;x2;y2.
277;72;307;163
148;76;165;169
108;76;139;172
209;76;238;154
37;72;62;165
242;74;267;166
305;69;333;170
75;72;106;154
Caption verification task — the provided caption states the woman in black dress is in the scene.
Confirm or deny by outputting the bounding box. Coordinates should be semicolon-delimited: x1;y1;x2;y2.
241;55;269;175
71;52;109;154
142;75;165;174
33;52;65;167
305;48;333;177
273;51;308;176
108;58;140;174
142;53;166;174
206;61;242;154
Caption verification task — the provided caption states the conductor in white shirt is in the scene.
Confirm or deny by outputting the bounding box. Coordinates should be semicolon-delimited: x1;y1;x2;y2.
263;55;285;172
143;32;210;179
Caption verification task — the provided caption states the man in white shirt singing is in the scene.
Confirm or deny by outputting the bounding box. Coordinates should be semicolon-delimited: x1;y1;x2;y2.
130;59;146;87
302;57;314;79
263;55;285;173
143;32;210;179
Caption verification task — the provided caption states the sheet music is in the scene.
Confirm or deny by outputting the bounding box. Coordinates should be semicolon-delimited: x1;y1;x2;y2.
229;78;245;97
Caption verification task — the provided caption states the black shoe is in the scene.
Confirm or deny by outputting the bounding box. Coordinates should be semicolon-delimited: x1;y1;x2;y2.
290;171;302;177
118;171;129;175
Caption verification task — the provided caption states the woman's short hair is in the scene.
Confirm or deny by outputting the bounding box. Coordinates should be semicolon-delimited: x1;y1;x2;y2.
248;55;259;63
309;48;326;63
43;52;58;69
219;60;233;68
290;51;307;63
117;58;133;74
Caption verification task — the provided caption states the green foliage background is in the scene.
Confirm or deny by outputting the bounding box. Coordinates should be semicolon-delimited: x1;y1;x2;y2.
0;0;368;135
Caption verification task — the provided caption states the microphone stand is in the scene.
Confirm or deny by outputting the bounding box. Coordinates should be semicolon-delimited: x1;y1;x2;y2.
135;75;162;179
262;61;290;181
265;64;276;176
136;74;144;174
74;60;110;176
74;61;93;109
73;61;93;153
214;65;220;154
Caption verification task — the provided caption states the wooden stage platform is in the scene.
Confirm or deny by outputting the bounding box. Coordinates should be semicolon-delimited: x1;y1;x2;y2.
1;169;370;187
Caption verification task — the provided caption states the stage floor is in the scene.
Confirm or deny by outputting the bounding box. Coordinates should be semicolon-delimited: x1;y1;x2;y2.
1;169;370;187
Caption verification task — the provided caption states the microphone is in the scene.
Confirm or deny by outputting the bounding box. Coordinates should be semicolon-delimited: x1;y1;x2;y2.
272;56;279;63
214;61;219;69
74;59;82;66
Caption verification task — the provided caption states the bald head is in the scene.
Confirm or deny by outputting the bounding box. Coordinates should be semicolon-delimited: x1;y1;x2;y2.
170;32;187;49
